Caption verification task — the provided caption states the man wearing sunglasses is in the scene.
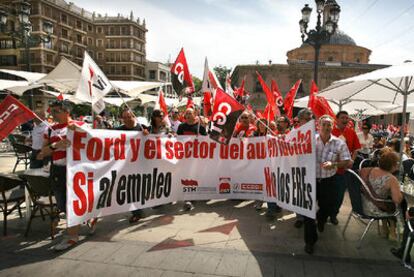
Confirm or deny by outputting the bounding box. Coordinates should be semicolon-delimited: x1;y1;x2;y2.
170;108;181;133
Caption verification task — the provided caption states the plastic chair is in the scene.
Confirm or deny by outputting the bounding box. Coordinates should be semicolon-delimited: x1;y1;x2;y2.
21;174;58;239
11;143;32;172
0;173;25;235
343;169;399;248
402;220;414;268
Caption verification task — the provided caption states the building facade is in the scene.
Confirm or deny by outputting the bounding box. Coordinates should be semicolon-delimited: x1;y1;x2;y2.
0;0;147;80
145;60;173;97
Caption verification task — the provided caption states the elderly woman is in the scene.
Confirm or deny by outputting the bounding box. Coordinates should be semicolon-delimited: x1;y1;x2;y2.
359;147;403;240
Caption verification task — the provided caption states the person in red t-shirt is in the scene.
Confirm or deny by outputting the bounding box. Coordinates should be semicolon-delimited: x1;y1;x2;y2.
233;111;256;137
38;100;97;251
331;111;361;225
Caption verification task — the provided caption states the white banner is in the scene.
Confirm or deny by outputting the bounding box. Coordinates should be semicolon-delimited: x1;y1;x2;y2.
66;121;316;227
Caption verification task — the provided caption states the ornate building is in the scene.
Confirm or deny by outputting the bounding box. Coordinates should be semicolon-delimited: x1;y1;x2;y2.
0;0;147;80
231;4;388;111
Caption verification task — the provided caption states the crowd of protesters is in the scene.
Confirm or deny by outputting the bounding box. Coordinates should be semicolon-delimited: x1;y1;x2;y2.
8;99;413;265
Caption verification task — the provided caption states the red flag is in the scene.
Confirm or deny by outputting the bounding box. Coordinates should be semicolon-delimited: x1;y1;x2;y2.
186;96;194;109
210;88;245;145
308;81;335;119
170;48;194;96
271;80;284;109
284;80;301;119
157;90;169;124
256;72;279;119
263;103;275;121
255;110;264;119
0;95;36;141
203;91;213;117
234;77;245;98
57;93;64;100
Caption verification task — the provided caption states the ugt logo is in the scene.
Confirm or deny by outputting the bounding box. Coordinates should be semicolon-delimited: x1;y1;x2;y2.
0;104;18;125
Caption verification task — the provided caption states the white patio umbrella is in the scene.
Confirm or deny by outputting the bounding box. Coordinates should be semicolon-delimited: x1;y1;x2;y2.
317;61;414;167
294;96;392;121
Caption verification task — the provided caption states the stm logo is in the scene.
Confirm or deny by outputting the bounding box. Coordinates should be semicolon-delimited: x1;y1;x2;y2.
181;179;198;193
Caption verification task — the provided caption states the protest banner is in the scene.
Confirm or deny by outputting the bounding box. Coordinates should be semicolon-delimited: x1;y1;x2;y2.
66;121;316;227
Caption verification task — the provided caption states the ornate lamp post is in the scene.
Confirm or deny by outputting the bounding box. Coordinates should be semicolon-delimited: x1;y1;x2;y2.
299;0;340;84
0;1;53;108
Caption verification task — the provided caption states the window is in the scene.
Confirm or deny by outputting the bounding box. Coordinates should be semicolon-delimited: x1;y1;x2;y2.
61;14;67;24
87;38;92;46
97;27;102;33
76;20;82;29
255;81;263;92
356;58;360;63
149;70;156;80
97;39;103;47
77;34;82;43
0;55;17;66
88;25;92;32
328;56;334;62
111;66;115;74
121;40;128;48
62;29;68;39
46;54;53;64
160;71;167;81
122;66;127;74
61;43;69;53
97;52;103;60
0;40;15;49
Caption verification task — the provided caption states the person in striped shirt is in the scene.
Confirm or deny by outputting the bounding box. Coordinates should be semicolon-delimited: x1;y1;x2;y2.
304;115;351;255
38;100;97;251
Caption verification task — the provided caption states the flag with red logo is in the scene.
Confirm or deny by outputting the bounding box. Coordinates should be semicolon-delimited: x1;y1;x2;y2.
284;80;301;119
0;95;36;141
76;51;111;114
209;88;245;145
271;80;284;111
171;48;194;96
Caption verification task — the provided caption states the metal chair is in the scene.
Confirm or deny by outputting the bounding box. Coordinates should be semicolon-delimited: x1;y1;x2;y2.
402;220;414;269
343;169;400;248
359;159;373;171
0;173;25;236
21;174;58;239
402;158;414;180
11;143;32;172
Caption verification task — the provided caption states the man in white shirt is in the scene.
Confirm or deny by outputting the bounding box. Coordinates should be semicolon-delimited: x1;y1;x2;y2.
304;115;351;255
170;108;181;133
30;109;48;168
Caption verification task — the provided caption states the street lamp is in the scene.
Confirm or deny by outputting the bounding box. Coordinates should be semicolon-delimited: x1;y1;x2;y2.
299;0;341;84
0;0;53;108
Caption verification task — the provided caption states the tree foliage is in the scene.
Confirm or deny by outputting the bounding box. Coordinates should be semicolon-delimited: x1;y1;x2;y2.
213;65;231;89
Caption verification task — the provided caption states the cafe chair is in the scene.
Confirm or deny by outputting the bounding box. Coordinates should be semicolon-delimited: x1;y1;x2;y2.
0;173;25;236
402;158;414;180
22;174;58;239
402;220;414;268
343;169;399;249
11;143;32;172
359;159;373;171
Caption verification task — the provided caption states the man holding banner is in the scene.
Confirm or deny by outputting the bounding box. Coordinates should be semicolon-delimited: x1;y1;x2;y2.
38;100;97;251
304;115;351;254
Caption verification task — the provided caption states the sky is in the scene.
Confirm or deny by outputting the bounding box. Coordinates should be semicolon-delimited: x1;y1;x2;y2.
71;0;414;78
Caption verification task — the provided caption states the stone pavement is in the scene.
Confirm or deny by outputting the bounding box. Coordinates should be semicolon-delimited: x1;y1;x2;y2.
0;154;413;277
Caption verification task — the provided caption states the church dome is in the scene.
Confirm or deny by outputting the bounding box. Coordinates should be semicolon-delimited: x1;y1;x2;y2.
328;30;356;46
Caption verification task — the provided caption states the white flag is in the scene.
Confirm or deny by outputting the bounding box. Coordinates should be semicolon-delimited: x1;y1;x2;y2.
76;51;112;113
